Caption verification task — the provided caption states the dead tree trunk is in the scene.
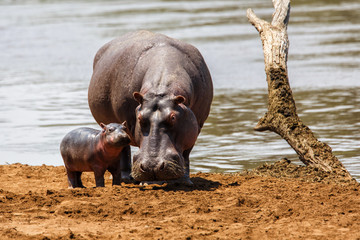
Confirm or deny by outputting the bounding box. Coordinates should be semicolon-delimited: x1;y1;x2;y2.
247;0;353;180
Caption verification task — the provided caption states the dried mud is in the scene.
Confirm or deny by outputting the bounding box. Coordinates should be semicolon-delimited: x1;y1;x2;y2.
1;161;359;239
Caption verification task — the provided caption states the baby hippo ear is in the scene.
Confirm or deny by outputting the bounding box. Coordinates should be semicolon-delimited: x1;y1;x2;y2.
121;121;128;129
173;95;186;105
100;123;107;132
133;92;144;105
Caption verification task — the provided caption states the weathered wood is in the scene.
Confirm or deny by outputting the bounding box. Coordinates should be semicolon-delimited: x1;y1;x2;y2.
247;0;353;180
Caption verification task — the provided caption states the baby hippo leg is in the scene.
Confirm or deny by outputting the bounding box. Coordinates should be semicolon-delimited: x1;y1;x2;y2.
66;170;85;188
107;165;122;186
107;146;132;185
93;168;107;187
114;145;133;184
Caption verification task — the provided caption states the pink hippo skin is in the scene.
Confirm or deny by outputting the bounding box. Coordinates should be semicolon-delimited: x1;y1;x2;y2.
60;122;130;188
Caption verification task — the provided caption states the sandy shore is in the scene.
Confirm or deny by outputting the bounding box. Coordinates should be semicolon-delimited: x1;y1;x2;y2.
0;161;359;239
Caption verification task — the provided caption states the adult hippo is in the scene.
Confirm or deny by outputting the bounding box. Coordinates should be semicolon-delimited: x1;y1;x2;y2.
88;30;213;184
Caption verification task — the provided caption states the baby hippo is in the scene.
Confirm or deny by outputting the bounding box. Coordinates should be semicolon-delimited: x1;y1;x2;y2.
60;122;131;188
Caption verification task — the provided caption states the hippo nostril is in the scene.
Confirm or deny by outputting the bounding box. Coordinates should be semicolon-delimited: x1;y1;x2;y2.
158;162;165;171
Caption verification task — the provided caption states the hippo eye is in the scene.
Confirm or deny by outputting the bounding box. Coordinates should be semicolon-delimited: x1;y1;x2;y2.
108;127;115;133
138;113;149;128
167;112;176;125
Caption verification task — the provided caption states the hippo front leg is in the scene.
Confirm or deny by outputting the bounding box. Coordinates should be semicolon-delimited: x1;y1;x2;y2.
107;166;121;186
107;146;132;186
120;145;132;180
108;162;122;186
181;147;194;186
66;170;85;188
93;168;106;187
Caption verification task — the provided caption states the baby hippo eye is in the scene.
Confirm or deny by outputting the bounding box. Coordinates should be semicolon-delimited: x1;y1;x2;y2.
107;127;115;133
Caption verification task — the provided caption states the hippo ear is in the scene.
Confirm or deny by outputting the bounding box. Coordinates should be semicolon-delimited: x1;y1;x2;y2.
133;92;143;105
174;95;186;105
100;123;106;132
121;121;127;129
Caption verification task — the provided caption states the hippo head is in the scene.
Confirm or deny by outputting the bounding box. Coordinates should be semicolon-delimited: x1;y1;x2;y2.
100;122;131;147
131;92;199;181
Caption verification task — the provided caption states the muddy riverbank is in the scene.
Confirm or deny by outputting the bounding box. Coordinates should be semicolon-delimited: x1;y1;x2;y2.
1;161;359;239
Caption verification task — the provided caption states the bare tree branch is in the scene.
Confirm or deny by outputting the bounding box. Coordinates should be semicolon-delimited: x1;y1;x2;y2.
247;0;353;180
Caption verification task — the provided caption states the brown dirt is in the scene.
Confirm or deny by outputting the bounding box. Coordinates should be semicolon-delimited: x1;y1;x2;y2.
1;161;360;240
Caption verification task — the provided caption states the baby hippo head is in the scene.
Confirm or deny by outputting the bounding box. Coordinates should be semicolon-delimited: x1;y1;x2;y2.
100;122;131;147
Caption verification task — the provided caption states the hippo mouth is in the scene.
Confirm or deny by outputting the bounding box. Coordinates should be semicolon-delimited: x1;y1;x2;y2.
110;137;131;147
131;159;185;182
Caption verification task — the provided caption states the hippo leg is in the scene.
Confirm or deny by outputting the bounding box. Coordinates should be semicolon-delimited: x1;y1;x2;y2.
75;172;85;188
93;169;106;187
66;170;76;188
108;169;121;185
107;147;131;186
108;164;121;186
120;145;132;180
66;170;85;188
180;147;194;186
